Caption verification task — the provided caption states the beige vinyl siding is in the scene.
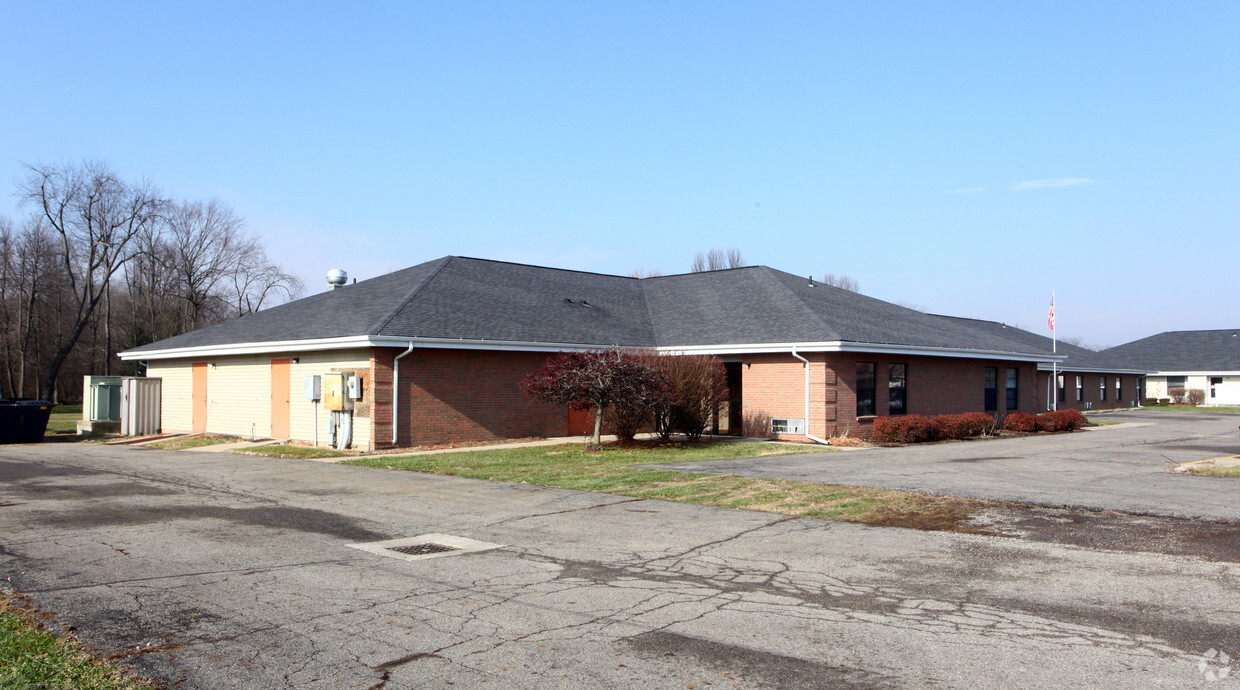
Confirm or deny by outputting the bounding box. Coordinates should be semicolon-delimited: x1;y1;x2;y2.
1147;375;1212;400
145;349;373;449
200;355;275;439
146;360;194;432
288;350;373;450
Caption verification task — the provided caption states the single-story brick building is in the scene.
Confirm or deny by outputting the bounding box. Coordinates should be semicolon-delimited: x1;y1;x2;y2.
936;316;1147;412
120;256;1080;448
1104;329;1240;405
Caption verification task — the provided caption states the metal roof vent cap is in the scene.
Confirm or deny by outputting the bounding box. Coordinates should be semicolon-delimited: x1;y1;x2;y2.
326;269;348;289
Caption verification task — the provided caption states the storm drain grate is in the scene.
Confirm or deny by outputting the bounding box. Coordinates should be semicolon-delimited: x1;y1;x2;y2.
389;542;458;556
347;533;505;562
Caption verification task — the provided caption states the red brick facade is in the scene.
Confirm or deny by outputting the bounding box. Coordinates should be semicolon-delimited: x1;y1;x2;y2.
368;346;1054;447
741;352;1040;441
1035;371;1141;412
371;347;567;448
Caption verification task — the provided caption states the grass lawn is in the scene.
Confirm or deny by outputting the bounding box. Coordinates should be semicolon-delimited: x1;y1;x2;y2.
240;444;350;460
1085;417;1124;426
44;403;83;435
346;441;999;532
1184;465;1240;477
0;595;157;689
145;434;243;450
1141;404;1240;413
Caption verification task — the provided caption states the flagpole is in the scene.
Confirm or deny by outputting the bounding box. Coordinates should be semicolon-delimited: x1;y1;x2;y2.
1051;288;1057;411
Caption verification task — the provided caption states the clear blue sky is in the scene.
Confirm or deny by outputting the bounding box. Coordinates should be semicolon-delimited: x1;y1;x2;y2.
3;2;1236;348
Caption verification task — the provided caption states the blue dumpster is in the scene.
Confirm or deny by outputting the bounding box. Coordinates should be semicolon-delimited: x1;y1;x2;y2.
0;400;54;443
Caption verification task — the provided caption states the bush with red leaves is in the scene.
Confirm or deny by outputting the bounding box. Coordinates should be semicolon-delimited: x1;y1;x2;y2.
1002;411;1040;433
873;412;995;443
1041;409;1088;431
521;349;671;445
871;414;940;443
936;413;996;440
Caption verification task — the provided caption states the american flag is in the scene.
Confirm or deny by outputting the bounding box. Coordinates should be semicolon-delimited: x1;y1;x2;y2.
1048;295;1055;332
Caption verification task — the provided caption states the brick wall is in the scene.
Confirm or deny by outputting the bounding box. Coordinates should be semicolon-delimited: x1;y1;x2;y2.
370;346;1056;447
1037;371;1140;412
740;352;1041;440
371;347;566;447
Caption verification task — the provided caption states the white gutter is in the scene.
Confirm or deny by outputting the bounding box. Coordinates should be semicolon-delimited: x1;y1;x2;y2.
791;348;830;446
662;340;1065;364
119;335;619;360
1035;363;1148;375
124;334;1069;365
1147;370;1240;376
392;341;416;445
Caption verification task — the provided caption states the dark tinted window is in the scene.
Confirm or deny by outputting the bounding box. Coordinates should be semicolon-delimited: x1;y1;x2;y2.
888;364;907;415
857;362;876;417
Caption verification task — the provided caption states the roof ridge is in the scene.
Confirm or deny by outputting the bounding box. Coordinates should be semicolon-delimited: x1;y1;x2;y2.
368;256;455;335
453;255;639;280
643;265;766;280
761;268;840;340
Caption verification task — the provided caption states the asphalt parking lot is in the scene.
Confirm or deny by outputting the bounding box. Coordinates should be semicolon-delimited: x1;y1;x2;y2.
654;409;1240;521
1;414;1238;688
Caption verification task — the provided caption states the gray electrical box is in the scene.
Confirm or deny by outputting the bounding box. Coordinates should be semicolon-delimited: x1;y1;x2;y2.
304;375;321;401
346;375;362;400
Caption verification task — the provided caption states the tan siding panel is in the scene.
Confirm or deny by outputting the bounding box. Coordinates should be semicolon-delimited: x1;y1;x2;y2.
288;351;373;450
147;361;193;433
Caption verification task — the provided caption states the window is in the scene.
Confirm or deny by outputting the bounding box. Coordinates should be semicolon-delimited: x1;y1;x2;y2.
1006;368;1019;410
856;362;876;417
1100;376;1107;401
1075;376;1083;402
770;419;805;434
888;363;907;415
1166;375;1187;393
1116;377;1122;401
1057;375;1065;403
984;367;997;411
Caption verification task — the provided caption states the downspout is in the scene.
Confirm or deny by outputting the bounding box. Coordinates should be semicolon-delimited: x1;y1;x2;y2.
791;348;830;445
392;341;416;445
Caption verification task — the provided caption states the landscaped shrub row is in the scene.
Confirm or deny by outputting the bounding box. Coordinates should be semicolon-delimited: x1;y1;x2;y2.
1002;409;1088;433
870;412;995;444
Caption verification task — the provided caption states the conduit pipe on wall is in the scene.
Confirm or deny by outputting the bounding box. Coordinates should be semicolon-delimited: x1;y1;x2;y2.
392;341;416;445
791;348;831;446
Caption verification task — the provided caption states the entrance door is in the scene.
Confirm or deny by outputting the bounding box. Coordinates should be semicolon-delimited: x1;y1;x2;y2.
192;362;208;432
271;358;291;438
725;363;743;435
567;406;592;436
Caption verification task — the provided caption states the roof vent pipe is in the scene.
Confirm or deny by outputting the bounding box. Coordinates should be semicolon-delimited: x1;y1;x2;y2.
326;269;348;289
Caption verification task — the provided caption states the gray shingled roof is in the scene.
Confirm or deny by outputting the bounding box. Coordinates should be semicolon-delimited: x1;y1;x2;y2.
124;256;1068;358
934;316;1145;372
1103;330;1240;372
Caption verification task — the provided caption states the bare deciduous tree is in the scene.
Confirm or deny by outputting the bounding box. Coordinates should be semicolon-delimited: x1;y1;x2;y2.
3;160;304;401
165;199;248;329
227;247;303;315
19;161;165;400
627;268;665;278
1058;335;1104;351
821;273;860;292
691;247;746;272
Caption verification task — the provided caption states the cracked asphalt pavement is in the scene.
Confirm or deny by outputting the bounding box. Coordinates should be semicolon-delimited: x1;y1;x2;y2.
653;409;1240;521
2;432;1239;688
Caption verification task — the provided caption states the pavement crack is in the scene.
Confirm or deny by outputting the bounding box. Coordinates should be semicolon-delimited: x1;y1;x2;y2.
487;497;647;525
